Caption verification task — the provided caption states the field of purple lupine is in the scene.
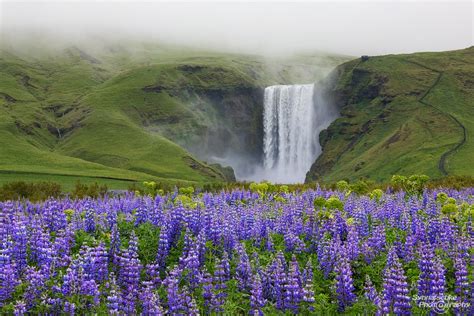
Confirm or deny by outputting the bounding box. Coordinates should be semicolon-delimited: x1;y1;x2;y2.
0;186;472;315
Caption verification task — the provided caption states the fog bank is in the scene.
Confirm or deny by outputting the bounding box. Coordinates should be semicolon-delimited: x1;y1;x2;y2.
1;1;472;56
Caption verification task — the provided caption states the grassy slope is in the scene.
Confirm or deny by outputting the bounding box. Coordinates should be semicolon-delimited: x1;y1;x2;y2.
0;43;348;187
0;47;227;186
307;47;473;182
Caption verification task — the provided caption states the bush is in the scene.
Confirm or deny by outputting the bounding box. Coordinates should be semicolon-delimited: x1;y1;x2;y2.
370;189;384;202
0;181;62;202
350;180;370;194
326;196;344;211
336;180;349;191
390;174;429;195
70;181;108;199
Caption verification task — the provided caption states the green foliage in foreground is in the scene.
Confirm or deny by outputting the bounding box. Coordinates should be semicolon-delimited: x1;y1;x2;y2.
2;174;474;202
0;181;108;202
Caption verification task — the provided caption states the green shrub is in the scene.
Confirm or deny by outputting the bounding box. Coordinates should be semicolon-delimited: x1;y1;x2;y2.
178;186;195;195
350;180;370;194
326;196;344;211
441;203;457;217
390;174;429;195
313;197;327;209
370;189;384;202
0;181;62;202
436;192;448;204
71;181;108;199
336;180;349;191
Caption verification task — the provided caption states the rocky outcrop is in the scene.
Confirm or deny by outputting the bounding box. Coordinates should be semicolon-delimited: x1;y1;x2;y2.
305;59;391;182
141;64;266;169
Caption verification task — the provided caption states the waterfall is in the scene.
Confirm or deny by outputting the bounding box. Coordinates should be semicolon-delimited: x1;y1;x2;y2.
261;83;337;183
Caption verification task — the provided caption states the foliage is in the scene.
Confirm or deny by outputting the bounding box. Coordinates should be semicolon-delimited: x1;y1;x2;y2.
369;189;384;202
390;174;430;195
0;181;61;202
70;181;108;199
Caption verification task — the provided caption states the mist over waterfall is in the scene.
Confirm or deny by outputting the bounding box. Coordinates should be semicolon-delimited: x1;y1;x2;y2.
255;83;338;183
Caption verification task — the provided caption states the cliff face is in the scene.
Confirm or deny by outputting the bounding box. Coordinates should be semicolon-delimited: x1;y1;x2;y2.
306;47;474;183
134;63;266;173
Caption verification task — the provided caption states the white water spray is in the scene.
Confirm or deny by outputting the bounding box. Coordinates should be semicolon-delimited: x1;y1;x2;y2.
260;83;337;183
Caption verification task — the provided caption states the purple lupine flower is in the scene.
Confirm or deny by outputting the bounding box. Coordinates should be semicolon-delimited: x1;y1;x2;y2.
345;225;360;260
221;251;231;282
135;203;148;226
302;259;315;307
24;267;47;308
319;233;342;277
109;224;121;267
179;287;199;316
381;248;411;315
271;252;287;310
284;230;297;252
180;245;201;290
148;292;165;315
53;228;74;268
156;227;170;270
334;252;356;311
61;263;79;297
12;218;28;274
236;243;252;292
164;266;182;315
181;228;193;259
201;272;214;312
195;230;207;266
0;248;18;304
212;258;228;312
84;208;96;233
13;300;26;316
107;273;120;315
140;281;164;315
81;242;108;283
250;272;266;315
430;256;445;300
64;301;75;315
145;263;162;287
80;279;100;308
364;275;381;315
118;231;141;291
284;255;302;313
43;297;63;313
139;289;165;316
417;243;435;297
30;229;54;271
453;254;470;315
266;235;274;251
121;286;137;314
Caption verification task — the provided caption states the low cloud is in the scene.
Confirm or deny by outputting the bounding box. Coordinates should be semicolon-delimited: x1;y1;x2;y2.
1;1;472;56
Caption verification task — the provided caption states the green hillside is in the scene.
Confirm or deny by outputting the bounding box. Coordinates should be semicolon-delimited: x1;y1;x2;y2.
0;42;348;188
306;47;474;182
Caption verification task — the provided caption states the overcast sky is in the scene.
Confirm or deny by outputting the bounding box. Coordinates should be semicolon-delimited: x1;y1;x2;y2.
1;0;473;56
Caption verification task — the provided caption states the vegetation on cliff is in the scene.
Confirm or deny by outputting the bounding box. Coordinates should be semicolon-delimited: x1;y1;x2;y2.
307;47;473;183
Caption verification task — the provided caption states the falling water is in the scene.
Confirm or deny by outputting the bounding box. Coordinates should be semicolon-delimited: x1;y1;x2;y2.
261;84;337;183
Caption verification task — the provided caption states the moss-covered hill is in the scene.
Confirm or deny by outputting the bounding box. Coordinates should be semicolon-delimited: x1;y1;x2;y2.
0;42;347;188
306;47;474;183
